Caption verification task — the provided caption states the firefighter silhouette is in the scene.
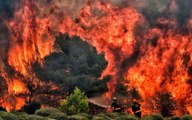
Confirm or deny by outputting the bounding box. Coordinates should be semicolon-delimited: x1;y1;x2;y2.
111;97;121;112
132;100;141;118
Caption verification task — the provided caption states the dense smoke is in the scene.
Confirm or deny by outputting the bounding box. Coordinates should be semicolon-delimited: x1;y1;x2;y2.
1;0;192;64
0;0;192;115
0;0;15;69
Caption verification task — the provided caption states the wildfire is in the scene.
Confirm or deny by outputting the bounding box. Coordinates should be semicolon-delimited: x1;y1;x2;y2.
8;79;26;94
2;97;25;112
0;0;191;116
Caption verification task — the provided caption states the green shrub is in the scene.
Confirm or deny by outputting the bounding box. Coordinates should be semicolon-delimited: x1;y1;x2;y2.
181;115;192;120
0;117;3;120
115;115;138;120
142;116;154;120
92;116;106;120
17;114;30;120
10;111;25;115
168;116;181;120
150;114;164;120
92;113;112;120
105;112;120;119
60;87;89;115
77;113;92;119
0;111;19;120
48;112;67;120
67;114;89;120
141;114;164;120
35;107;67;120
28;115;52;120
35;107;62;116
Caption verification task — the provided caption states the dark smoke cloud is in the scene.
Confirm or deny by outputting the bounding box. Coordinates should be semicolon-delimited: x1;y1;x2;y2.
135;0;169;25
136;0;192;28
37;0;84;19
0;0;16;18
109;0;192;28
0;0;19;70
1;0;192;70
176;0;192;27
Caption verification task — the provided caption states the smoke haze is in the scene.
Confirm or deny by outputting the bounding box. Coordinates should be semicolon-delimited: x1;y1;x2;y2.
0;0;192;115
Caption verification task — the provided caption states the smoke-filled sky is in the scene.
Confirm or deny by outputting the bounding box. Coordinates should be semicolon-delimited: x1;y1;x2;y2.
0;0;15;68
0;0;191;68
1;0;192;115
0;0;191;50
0;0;192;72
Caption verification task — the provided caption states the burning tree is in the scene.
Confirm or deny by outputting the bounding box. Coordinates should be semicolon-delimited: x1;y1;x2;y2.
26;61;67;106
43;33;108;96
0;32;108;111
1;57;67;110
0;75;7;105
153;92;177;117
0;0;192;115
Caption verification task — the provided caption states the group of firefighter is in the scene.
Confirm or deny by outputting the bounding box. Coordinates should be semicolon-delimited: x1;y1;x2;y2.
111;97;141;118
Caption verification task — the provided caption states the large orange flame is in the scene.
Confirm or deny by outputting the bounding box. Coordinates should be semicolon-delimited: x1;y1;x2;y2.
0;0;191;115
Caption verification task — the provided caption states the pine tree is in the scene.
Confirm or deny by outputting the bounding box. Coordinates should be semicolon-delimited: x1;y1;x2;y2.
154;92;176;117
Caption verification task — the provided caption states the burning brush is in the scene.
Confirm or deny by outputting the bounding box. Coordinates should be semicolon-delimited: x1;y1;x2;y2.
0;0;191;116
